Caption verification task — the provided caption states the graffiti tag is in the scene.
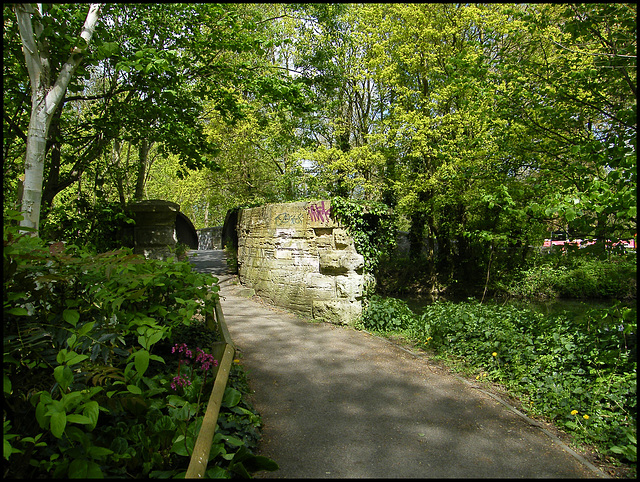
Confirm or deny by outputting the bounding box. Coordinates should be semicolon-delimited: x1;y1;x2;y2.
275;212;304;226
307;201;331;224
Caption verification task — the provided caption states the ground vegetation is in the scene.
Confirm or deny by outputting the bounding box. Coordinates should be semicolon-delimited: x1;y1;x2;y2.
358;294;636;477
3;211;276;477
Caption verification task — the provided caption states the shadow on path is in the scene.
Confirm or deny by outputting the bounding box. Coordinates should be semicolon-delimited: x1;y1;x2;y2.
189;250;606;479
187;249;229;276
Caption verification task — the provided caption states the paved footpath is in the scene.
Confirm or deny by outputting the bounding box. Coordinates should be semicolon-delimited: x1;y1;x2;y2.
189;250;607;479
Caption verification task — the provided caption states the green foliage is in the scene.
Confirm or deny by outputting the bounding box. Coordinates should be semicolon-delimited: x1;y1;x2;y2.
307;3;634;296
360;295;637;471
360;295;415;332
331;196;397;275
40;196;135;253
505;254;637;300
293;145;386;200
224;244;239;274
3;212;276;478
518;4;637;243
4;3;314;231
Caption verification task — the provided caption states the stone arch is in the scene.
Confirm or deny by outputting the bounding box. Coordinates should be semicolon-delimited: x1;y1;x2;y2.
221;207;239;251
176;211;198;249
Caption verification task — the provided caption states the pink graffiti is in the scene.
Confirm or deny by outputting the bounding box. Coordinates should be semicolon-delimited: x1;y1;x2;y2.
307;201;331;223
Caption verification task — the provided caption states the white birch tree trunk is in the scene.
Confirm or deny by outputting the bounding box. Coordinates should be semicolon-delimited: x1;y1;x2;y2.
15;3;104;234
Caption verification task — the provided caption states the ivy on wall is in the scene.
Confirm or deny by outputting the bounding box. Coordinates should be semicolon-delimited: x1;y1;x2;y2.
330;197;397;275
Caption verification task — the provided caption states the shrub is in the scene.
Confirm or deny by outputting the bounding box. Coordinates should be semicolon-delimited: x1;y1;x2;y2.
507;255;636;300
331;197;397;275
361;295;415;332
40;196;135;253
3;211;276;478
224;244;238;273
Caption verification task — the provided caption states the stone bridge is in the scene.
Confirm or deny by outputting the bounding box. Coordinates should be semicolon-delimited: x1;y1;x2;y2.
127;200;198;259
233;200;366;325
129;200;366;325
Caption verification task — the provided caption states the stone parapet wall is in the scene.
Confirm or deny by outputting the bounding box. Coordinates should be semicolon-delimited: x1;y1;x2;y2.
128;200;180;260
197;227;223;250
236;201;364;325
127;200;199;259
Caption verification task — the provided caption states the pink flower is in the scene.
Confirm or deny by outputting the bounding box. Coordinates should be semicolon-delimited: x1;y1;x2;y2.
171;343;219;392
196;350;218;371
170;374;191;390
173;342;189;355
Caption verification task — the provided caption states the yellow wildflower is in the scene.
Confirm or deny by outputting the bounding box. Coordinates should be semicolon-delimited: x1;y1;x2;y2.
492;352;497;357
571;410;579;415
583;415;589;420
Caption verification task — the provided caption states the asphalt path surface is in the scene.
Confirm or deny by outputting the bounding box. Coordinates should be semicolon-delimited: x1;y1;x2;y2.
188;250;606;479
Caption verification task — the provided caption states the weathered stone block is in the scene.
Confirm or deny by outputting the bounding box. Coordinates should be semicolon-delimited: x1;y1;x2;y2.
306;200;337;228
275;228;296;239
336;274;364;301
304;273;335;298
319;249;364;274
313;231;335;249
312;300;362;325
271;268;304;286
293;254;320;270
134;226;177;247
333;228;352;249
318;251;344;273
237;201;365;323
274;249;293;260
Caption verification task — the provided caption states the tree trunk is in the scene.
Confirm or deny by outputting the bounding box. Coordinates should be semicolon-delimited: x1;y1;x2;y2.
15;3;104;234
409;209;426;259
134;138;150;201
20;101;49;233
41;105;64;213
112;138;126;205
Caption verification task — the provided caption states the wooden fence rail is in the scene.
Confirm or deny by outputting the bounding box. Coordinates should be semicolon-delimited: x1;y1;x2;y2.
185;296;235;478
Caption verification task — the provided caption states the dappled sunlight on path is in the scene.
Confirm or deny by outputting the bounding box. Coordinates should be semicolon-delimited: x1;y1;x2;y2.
190;250;604;478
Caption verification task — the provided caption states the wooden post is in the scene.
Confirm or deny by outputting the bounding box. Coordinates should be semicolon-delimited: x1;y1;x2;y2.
185;344;235;478
185;297;236;478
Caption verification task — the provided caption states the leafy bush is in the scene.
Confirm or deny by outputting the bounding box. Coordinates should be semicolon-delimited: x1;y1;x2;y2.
39;196;135;253
224;244;239;273
360;295;415;332
360;295;637;471
3;210;276;478
331;197;397;275
374;254;441;298
506;255;636;300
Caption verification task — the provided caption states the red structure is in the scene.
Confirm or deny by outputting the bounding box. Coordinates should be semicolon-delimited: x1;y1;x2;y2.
542;237;636;250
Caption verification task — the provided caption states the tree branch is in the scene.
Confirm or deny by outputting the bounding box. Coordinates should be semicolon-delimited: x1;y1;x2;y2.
256;14;292;26
550;40;637;60
15;4;43;95
3;112;28;143
45;4;104;115
64;88;130;103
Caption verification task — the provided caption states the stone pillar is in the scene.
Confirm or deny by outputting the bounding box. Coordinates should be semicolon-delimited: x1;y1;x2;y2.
128;200;180;260
236;200;365;325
